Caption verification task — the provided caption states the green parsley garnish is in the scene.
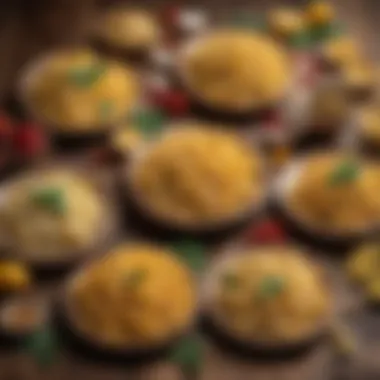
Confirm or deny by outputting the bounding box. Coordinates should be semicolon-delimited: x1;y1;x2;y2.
30;187;66;216
257;275;285;299
328;161;360;186
67;63;106;87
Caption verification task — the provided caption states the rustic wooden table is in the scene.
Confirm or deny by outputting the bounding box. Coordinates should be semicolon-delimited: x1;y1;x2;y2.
0;1;380;379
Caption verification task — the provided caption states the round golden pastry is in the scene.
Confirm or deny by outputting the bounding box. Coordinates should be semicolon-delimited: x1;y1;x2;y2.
267;8;305;39
68;244;196;347
130;125;263;226
287;153;380;232
206;247;330;343
181;30;289;111
97;8;161;51
23;49;139;131
0;170;106;260
320;37;363;71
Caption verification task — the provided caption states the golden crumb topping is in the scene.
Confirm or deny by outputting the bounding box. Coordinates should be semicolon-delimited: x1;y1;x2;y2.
131;125;262;225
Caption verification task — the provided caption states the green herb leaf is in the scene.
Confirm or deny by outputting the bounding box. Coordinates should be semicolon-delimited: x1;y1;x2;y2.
328;161;360;186
30;188;66;216
309;21;343;44
170;335;204;377
132;109;165;137
68;63;106;87
288;30;312;49
124;268;147;287
258;276;285;299
24;325;59;369
171;240;206;273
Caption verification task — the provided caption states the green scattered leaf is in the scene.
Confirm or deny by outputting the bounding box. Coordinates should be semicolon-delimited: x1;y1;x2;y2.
309;21;343;44
288;30;312;49
67;63;107;87
221;272;240;290
170;335;204;377
132;109;165;137
30;187;66;216
171;240;206;273
124;268;147;287
257;275;285;299
328;161;360;186
24;325;59;369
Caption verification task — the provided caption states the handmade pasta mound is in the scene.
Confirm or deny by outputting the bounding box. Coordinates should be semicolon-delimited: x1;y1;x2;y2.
130;126;263;225
208;247;330;342
23;49;138;130
0;170;105;259
182;30;289;111
69;244;196;346
288;154;380;231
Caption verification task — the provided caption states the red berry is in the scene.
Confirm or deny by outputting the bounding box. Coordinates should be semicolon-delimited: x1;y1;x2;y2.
244;219;286;244
153;90;190;117
13;124;46;157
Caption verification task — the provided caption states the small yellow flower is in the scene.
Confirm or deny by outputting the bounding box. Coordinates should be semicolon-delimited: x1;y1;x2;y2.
268;8;305;38
0;262;32;292
305;1;335;26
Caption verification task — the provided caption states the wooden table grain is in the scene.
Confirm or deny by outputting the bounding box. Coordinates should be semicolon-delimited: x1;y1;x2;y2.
1;1;380;379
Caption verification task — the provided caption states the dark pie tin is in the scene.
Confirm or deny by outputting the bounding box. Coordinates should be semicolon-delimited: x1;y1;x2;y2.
0;164;118;270
54;252;196;366
199;247;331;361
118;130;267;241
269;154;378;251
176;35;289;125
199;313;327;361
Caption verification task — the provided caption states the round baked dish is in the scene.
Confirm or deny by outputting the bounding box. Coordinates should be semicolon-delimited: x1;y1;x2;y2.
59;243;197;362
317;37;363;74
177;30;290;123
0;167;114;268
19;49;139;151
272;152;380;247
340;61;378;103
354;102;380;157
200;246;331;358
292;79;349;151
123;124;266;237
94;8;161;64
